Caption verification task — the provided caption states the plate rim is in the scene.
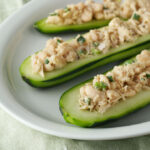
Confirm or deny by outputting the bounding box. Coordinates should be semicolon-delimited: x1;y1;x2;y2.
0;0;150;140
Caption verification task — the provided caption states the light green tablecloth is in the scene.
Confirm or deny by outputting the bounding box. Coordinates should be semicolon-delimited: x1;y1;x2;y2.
1;0;150;149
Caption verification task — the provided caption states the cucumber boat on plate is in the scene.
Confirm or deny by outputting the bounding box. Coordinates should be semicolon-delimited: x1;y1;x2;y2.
34;0;127;34
20;35;150;88
34;0;150;34
59;50;150;127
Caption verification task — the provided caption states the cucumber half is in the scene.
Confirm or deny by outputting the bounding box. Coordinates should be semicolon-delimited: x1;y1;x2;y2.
20;34;150;88
34;18;110;34
59;54;150;127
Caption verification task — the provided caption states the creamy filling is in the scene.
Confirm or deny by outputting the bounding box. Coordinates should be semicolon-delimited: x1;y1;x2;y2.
46;0;150;25
79;50;150;113
31;9;150;77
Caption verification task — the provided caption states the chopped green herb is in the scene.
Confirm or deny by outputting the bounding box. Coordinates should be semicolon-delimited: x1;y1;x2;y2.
103;6;108;10
93;42;99;47
57;39;62;43
45;59;49;64
91;49;101;55
84;98;91;105
133;13;140;21
146;74;150;78
64;7;70;12
77;49;87;55
77;35;86;44
124;59;135;65
50;12;58;16
107;76;114;82
141;78;146;81
94;82;108;90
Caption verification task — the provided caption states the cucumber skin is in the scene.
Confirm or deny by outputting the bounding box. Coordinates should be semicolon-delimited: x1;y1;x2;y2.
34;18;111;34
59;56;150;128
20;42;150;88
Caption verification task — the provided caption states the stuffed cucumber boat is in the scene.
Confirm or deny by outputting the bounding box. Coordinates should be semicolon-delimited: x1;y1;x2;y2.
20;40;150;88
34;0;150;34
20;10;150;88
59;50;150;127
34;0;142;34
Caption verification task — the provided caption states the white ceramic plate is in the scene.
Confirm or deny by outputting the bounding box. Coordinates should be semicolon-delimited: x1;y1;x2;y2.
0;0;150;140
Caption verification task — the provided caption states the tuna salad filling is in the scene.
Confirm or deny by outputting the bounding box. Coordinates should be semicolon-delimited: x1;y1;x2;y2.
79;50;150;113
46;0;150;25
31;9;150;77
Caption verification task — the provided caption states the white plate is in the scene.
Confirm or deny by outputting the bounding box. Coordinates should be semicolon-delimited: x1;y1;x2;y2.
0;0;150;140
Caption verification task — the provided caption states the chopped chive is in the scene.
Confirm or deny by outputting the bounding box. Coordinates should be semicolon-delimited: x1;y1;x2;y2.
50;12;58;16
57;39;62;43
146;74;150;78
84;98;91;105
93;42;99;47
94;82;108;91
133;13;140;21
91;48;101;55
107;76;114;82
124;59;135;65
103;6;108;10
64;7;70;12
45;59;49;64
77;49;87;55
141;78;146;81
77;35;86;44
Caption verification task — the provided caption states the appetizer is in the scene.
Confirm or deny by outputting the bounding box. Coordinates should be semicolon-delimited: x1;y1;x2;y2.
60;50;150;127
34;0;150;33
20;9;150;88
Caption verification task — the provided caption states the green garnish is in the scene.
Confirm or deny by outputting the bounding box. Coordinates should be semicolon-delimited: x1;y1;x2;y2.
124;59;135;65
77;35;86;44
91;49;101;55
94;82;108;90
64;7;70;12
103;6;108;10
50;12;58;16
146;74;150;79
45;59;49;64
93;42;99;47
141;78;146;81
57;39;62;43
84;98;91;105
133;13;140;21
77;49;87;55
107;76;114;82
